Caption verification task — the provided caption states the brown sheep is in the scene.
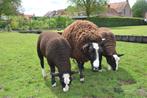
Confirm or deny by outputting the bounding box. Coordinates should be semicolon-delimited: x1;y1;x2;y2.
62;20;102;82
97;27;124;71
37;32;76;92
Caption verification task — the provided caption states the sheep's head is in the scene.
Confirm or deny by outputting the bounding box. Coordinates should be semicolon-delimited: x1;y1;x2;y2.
106;54;124;71
52;71;78;92
82;42;101;71
60;73;71;92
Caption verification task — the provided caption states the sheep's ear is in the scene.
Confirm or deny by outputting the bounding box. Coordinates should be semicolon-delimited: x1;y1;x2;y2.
100;38;106;46
71;71;78;75
51;73;59;77
117;54;124;57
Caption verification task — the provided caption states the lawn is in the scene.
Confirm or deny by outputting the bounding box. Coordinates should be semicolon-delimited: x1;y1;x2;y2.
49;25;147;36
110;25;147;36
0;32;147;98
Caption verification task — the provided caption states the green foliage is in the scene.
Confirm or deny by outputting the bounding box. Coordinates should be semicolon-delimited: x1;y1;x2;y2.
0;16;74;31
68;0;107;17
0;0;21;16
66;5;78;16
30;20;48;29
132;0;147;17
0;20;7;29
87;16;146;27
0;32;147;98
9;16;30;30
48;18;57;29
56;16;74;29
48;16;74;29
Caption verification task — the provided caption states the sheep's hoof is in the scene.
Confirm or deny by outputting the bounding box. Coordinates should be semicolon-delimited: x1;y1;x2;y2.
80;78;84;83
52;82;56;87
63;86;69;92
98;69;103;72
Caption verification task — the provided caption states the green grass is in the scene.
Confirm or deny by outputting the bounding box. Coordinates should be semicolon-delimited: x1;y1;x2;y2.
0;32;147;98
110;25;147;36
48;25;147;36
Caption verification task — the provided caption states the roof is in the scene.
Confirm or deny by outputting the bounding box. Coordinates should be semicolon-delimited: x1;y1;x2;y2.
44;9;65;17
109;1;128;13
107;7;118;15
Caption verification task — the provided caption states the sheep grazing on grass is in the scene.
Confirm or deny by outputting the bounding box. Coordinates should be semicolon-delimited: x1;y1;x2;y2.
62;20;102;82
97;27;124;71
37;32;76;92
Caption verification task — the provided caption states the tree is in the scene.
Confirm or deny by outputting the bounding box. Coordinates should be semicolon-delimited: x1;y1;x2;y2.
68;0;107;17
132;0;147;17
65;5;78;16
0;0;21;16
0;0;21;31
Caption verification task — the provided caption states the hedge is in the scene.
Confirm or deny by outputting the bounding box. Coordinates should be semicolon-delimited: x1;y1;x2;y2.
86;17;146;27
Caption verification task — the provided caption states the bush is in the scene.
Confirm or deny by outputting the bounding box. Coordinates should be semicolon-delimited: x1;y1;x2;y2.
0;20;7;29
1;16;74;31
47;16;74;29
48;18;57;29
30;20;48;29
87;16;146;27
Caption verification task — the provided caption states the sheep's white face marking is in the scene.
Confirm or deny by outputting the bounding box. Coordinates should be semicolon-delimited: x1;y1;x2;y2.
92;43;99;69
113;54;120;70
63;73;70;92
41;68;46;78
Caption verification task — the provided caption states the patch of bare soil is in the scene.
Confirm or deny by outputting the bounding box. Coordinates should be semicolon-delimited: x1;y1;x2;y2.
137;88;147;97
82;96;114;98
119;79;136;85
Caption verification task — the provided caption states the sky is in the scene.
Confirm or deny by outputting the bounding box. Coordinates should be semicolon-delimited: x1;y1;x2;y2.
21;0;137;16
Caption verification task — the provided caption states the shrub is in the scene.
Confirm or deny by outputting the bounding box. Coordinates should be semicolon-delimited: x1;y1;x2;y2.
0;20;7;29
87;16;146;27
48;18;57;29
1;16;74;31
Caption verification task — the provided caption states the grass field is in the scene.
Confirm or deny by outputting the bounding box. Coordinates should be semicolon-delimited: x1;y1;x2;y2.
110;25;147;36
0;32;147;98
49;25;147;36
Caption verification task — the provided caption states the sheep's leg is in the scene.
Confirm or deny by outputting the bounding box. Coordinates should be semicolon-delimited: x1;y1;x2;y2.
50;65;56;87
40;58;47;79
77;61;84;82
98;53;103;72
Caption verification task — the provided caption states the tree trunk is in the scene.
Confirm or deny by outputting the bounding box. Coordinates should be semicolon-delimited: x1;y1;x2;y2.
86;7;90;17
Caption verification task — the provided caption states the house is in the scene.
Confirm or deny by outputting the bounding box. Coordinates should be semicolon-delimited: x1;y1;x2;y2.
44;0;132;18
23;14;34;20
103;0;132;17
44;9;66;17
19;13;34;20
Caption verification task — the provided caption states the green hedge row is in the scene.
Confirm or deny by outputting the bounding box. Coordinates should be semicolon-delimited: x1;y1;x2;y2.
87;17;146;27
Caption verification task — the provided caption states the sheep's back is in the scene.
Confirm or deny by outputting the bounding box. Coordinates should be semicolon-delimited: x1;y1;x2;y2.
38;32;71;73
63;20;102;62
98;27;116;55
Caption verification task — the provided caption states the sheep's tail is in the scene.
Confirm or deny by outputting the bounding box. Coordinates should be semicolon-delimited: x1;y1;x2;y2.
37;37;46;78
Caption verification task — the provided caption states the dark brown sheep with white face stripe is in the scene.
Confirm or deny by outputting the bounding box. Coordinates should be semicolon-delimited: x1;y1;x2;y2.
62;20;102;82
97;27;124;71
37;32;75;92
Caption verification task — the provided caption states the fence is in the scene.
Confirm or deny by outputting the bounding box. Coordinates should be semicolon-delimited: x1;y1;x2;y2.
115;35;147;43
